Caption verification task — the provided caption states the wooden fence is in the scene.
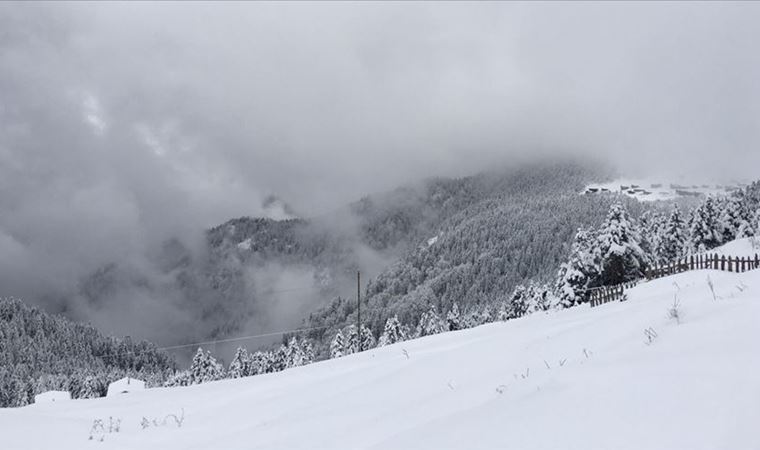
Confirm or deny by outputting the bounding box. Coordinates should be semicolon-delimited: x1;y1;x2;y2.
587;281;638;308
646;253;760;280
588;252;760;308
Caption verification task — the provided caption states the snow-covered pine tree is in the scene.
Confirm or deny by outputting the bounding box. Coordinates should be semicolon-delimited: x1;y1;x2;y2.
596;202;648;286
359;325;376;351
227;347;251;378
523;284;538;314
509;285;528;318
496;301;510;321
416;305;446;337
378;315;406;346
284;337;306;368
658;206;687;262
555;227;599;307
527;285;551;313
344;325;359;355
249;351;271;374
689;196;722;252
79;375;103;399
478;303;493;324
721;193;754;241
462;307;481;328
163;370;192;387
329;329;346;359
736;208;758;239
446;303;461;331
638;211;664;264
189;348;226;384
301;340;315;365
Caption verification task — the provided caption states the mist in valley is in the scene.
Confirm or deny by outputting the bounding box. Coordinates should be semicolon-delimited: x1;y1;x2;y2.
1;2;760;357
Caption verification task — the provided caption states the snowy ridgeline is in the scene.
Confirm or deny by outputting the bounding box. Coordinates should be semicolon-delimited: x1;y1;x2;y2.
2;268;758;450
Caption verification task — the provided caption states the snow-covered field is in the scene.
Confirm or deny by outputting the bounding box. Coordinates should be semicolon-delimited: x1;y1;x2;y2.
2;269;759;450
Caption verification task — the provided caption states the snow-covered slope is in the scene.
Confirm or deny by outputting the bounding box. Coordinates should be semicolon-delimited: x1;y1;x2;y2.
2;270;759;450
711;236;760;258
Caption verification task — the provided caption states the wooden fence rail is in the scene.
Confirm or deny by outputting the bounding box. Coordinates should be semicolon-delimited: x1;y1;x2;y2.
588;253;760;308
646;253;760;280
587;281;638;308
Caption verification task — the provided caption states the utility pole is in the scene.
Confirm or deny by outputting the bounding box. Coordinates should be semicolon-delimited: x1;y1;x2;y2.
357;271;361;352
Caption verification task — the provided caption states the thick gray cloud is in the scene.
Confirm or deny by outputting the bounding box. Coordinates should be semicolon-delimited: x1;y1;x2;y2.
1;2;759;342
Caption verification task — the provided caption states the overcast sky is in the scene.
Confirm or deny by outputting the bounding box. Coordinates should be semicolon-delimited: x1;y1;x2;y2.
1;2;760;319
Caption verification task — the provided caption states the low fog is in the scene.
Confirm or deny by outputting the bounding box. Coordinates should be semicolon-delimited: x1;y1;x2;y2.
1;2;760;349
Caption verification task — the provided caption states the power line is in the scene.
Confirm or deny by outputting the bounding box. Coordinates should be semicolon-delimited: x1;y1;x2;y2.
158;325;330;351
99;324;331;361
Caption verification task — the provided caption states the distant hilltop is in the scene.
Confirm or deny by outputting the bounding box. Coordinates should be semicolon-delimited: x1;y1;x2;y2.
582;179;746;202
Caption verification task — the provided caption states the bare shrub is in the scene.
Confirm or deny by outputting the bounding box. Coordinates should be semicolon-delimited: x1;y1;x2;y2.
88;417;120;442
668;293;682;324
707;276;717;301
141;408;186;430
644;327;658;345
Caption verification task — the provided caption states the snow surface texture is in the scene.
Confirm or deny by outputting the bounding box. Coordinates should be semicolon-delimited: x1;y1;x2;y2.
582;178;745;202
711;236;760;258
107;378;146;397
2;269;759;449
33;391;70;404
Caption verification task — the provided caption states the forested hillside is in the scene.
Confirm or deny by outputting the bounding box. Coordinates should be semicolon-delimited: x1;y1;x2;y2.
74;160;612;349
300;163;634;353
0;298;175;407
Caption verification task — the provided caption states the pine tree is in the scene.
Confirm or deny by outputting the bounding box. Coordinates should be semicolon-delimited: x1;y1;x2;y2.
268;347;285;372
718;195;746;243
344;325;359;355
189;348;225;384
79;375;102;399
284;337;309;368
416;305;446;337
249;351;271;374
555;227;599;307
163;370;192;387
509;285;528;318
689;196;722;252
301;340;315;365
496;301;510;321
658;206;687;262
227;347;250;378
527;285;551;313
478;303;493;324
596;202;648;285
462;307;481;328
639;211;665;263
378;315;406;346
445;303;461;331
359;325;376;351
329;330;346;359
